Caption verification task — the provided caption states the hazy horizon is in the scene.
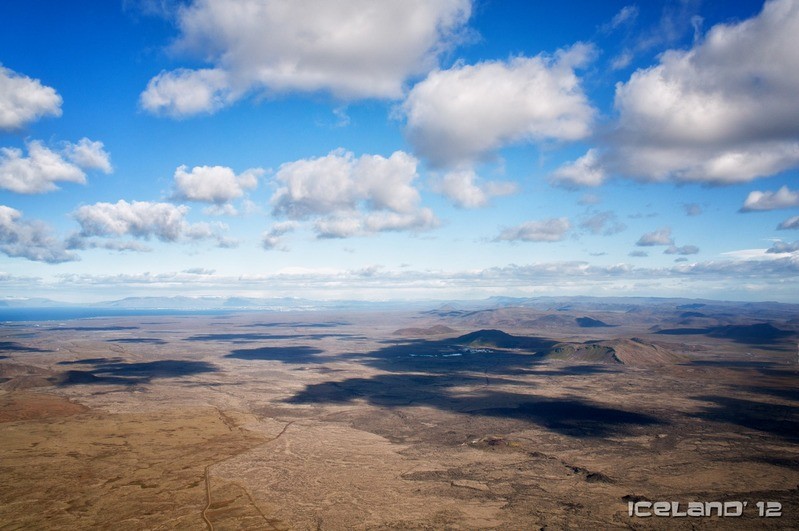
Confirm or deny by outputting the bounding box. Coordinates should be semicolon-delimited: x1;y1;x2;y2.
2;0;799;303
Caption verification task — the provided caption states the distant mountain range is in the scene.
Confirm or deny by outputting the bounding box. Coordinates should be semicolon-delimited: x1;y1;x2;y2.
0;296;433;312
1;295;798;316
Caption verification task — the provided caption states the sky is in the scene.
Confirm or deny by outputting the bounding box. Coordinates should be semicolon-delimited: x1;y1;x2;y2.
1;0;798;303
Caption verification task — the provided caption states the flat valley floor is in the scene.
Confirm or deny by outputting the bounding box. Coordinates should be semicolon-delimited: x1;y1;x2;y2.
1;303;798;529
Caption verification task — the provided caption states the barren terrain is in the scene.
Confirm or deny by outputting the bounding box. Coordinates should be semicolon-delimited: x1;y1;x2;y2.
1;300;798;529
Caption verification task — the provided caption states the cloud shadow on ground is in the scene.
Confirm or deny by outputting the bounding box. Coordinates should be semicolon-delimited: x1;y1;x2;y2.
53;358;218;386
691;395;799;442
225;345;326;363
107;338;167;344
0;341;51;353
286;373;663;438
284;331;662;439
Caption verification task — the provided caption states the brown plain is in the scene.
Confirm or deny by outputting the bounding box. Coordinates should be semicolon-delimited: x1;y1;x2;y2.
1;305;797;529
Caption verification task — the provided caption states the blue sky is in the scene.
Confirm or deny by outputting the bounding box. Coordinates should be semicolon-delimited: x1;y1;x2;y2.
1;0;798;302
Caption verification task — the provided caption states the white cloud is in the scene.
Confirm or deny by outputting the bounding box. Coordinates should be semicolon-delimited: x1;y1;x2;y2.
272;150;419;217
271;149;437;238
140;68;235;118
629;250;648;257
141;0;472;116
0;139;112;194
778;215;799;230
72;200;227;245
402;44;596;167
0;65;62;130
741;186;799;212
172;164;262;204
202;203;239;217
551;149;606;188
0;205;76;263
432;168;516;208
495;217;571;242
15;247;797;302
606;0;799;184
314;209;438;239
45;256;799;302
313;216;363;239
262;221;297;250
64;138;113;173
363;209;438;233
67;237;152;253
636;227;673;246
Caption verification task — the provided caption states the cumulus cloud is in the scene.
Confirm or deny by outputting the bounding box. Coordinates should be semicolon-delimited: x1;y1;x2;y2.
628;250;648;257
0;205;76;263
740;186;799;212
551;149;606;188
664;244;699;255
431;168;516;208
0;139;112;194
141;0;472;116
579;211;626;236
603;0;799;184
72;200;228;246
272;150;419;217
402;44;596;167
140;68;235;117
778;215;799;230
636;227;673;246
495;218;571;242
766;240;799;254
63;138;113;173
270;149;437;238
172;164;262;204
262;221;297;250
0;65;62;130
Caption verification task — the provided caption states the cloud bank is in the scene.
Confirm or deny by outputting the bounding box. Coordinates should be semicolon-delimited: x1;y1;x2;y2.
141;0;472;116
